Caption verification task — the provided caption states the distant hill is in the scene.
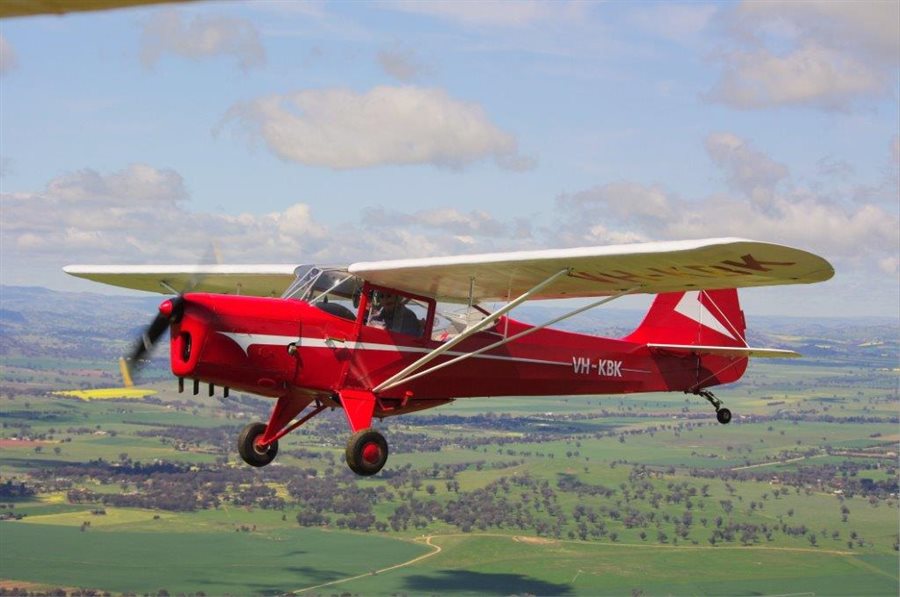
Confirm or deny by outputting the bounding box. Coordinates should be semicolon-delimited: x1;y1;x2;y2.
0;285;164;362
0;309;26;324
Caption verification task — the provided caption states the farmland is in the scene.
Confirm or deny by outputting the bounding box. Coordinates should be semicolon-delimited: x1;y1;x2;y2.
0;286;898;595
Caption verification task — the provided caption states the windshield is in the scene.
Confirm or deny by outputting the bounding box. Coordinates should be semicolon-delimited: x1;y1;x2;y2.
282;267;362;309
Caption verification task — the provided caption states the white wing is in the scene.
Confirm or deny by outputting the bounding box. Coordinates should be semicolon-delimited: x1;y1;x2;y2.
349;238;834;303
63;264;299;297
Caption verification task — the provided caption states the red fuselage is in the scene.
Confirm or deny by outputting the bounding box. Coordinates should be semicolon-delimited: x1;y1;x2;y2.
169;293;746;418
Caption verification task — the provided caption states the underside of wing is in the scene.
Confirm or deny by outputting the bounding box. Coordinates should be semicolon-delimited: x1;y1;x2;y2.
647;343;801;359
63;264;299;297
349;238;834;303
1;0;190;18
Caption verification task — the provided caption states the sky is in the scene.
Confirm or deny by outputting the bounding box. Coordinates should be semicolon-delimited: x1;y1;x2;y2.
0;0;898;318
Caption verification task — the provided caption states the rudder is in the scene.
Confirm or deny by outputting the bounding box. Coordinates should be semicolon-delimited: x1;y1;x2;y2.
624;289;746;347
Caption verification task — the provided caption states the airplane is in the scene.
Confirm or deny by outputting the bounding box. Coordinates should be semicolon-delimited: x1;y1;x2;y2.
64;237;833;476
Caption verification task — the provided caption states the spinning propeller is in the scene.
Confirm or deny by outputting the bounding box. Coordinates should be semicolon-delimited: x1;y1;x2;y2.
119;245;221;387
119;295;185;386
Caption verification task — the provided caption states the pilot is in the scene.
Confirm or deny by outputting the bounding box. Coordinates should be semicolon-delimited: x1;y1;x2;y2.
369;292;422;336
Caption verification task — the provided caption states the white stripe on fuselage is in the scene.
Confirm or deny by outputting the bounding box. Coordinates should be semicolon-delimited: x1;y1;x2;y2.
217;332;569;367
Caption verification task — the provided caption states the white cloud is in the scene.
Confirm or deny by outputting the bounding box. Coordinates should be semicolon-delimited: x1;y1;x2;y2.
555;134;899;269
0;165;327;267
221;85;534;171
383;0;585;28
815;156;854;180
560;182;673;223
5;148;895;315
704;132;788;198
0;33;18;75
44;165;187;204
710;1;899;110
736;1;899;64
377;48;431;82
708;43;887;110
1;165;533;288
666;193;896;259
276;203;326;239
141;9;265;71
363;206;508;237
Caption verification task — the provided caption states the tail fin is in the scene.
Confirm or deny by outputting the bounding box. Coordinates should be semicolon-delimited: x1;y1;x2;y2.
624;289;746;347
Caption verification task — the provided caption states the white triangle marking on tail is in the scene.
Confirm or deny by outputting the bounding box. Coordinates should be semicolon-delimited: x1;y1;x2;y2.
673;291;737;341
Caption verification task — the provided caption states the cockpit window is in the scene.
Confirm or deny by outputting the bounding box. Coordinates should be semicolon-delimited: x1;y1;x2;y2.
282;267;361;321
366;291;429;337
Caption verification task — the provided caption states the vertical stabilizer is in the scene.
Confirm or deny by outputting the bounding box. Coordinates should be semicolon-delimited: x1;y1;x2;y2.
624;289;747;348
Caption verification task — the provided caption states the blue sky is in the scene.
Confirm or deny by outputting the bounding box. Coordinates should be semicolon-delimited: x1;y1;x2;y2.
1;1;898;317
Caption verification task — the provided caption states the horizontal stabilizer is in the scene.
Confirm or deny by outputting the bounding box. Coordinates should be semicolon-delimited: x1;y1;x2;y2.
647;343;800;359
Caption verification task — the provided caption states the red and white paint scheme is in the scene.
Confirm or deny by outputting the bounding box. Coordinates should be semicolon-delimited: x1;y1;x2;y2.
65;238;833;475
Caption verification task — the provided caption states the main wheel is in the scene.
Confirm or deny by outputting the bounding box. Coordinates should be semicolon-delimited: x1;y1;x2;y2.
238;422;278;467
345;428;389;476
716;408;732;425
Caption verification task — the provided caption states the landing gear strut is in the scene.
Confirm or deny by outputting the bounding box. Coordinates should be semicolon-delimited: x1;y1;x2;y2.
238;422;279;467
345;428;389;476
693;390;732;425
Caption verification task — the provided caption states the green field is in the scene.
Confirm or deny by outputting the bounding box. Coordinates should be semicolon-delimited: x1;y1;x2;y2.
1;521;427;595
336;535;899;596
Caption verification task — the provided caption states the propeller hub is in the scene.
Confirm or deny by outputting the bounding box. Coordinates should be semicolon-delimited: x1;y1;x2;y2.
159;299;175;318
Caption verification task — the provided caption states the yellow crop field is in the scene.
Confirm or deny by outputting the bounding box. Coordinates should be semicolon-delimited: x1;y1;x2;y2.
20;508;175;528
52;388;156;401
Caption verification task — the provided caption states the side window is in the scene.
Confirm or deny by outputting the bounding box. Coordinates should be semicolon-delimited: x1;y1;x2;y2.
432;304;488;342
366;292;429;338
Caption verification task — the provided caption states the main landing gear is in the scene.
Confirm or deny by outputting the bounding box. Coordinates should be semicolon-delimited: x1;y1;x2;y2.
236;420;390;475
693;390;732;425
345;428;389;476
235;393;391;475
238;422;279;467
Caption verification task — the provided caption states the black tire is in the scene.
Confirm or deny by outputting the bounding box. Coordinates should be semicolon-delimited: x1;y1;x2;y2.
345;428;389;476
237;422;278;467
716;408;732;425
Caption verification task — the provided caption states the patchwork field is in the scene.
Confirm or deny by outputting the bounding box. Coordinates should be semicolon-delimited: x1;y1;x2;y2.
1;295;897;595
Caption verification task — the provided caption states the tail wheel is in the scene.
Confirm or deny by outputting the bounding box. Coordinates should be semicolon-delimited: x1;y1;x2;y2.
238;422;278;467
345;428;388;476
716;408;732;425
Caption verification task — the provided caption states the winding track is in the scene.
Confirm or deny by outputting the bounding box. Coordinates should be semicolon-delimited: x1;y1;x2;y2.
290;532;862;594
291;535;442;594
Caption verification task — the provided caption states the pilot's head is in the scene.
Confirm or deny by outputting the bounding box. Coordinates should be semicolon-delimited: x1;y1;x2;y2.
380;293;399;309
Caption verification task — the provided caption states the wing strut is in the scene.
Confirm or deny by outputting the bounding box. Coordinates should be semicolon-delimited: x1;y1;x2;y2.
376;285;642;392
372;268;571;393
